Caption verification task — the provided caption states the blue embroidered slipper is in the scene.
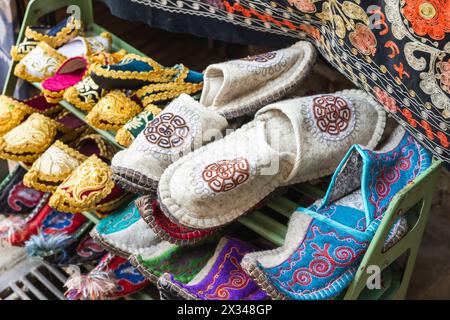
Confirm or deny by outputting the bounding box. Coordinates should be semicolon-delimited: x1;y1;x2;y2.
90;200;162;258
90;54;177;90
241;127;432;300
11;16;82;61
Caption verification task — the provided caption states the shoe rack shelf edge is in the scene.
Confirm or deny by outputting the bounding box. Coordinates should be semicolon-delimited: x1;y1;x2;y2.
0;0;443;301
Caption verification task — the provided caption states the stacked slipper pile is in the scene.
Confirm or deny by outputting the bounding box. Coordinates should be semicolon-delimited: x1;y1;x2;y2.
0;14;433;301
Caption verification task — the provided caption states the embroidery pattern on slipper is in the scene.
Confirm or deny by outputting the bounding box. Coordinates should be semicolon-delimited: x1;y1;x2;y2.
202;158;251;193
236;51;286;73
139;101;200;155
64;76;105;111
309;95;355;140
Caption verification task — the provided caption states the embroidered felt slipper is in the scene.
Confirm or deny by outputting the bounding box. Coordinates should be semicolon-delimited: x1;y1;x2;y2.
41;56;89;103
136;196;217;246
0;111;87;163
0;194;51;246
25;209;90;265
14;33;112;83
85;91;143;131
64;233;106;266
0;165;46;216
200;41;316;119
129;238;218;284
90;200;161;258
157;237;268;300
115;108;162;147
90;53;177;90
23;134;116;192
240;128;432;300
135;64;204;106
0;94;60;137
48;155;131;216
158;90;386;229
10;16;82;61
111;93;228;194
65;253;149;300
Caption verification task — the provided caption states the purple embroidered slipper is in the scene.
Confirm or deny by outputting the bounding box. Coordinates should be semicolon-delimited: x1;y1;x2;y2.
241;127;431;300
157;237;268;300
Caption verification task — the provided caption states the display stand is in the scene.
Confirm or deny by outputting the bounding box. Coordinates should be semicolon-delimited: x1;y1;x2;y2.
1;0;443;300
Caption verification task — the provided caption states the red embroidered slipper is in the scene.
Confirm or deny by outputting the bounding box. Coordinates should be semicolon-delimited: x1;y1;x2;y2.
136;196;217;246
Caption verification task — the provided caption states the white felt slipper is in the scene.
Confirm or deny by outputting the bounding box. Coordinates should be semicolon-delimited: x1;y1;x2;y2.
200;41;316;118
111;93;229;194
158;90;386;229
14;33;112;83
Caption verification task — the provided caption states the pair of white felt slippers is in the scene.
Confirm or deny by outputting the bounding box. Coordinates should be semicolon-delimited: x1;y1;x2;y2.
111;41;387;231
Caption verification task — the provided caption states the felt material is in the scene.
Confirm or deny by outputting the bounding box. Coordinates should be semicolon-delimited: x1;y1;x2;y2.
241;129;432;300
200;41;316;119
92;200;161;258
136;196;217;246
65;253;149;300
158;90;386;229
112;93;228;194
130;238;218;284
0;166;46;216
157;237;268;300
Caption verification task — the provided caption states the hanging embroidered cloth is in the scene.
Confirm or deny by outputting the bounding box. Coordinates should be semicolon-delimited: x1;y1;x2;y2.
103;0;450;163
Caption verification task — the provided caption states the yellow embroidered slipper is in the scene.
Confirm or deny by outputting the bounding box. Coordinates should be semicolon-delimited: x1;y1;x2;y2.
14;33;112;83
49;155;131;216
23;134;116;192
85;91;143;131
90;54;177;90
10;16;82;62
135;64;204;107
0;110;88;163
0;113;58;163
0;94;60;137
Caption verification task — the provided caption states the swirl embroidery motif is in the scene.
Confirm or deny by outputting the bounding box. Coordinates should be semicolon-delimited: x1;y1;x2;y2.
144;112;190;149
312;95;353;137
202;158;250;193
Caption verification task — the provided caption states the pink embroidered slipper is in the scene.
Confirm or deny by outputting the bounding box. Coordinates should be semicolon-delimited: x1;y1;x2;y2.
41;56;89;103
158;90;387;230
136;196;217;246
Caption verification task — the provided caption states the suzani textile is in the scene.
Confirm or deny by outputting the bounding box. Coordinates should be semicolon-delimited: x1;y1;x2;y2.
103;0;450;163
